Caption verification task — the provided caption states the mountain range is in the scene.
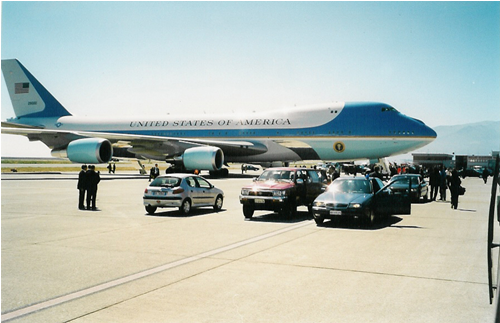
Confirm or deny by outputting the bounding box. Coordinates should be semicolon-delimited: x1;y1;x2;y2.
410;120;499;157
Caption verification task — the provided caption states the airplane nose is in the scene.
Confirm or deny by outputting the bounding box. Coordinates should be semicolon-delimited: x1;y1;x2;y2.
424;124;437;139
410;117;437;139
428;126;437;138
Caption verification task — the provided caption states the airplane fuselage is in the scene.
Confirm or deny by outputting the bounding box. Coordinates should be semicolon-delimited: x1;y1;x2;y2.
48;101;435;162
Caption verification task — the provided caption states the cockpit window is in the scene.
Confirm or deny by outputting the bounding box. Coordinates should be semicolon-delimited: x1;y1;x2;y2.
381;107;397;112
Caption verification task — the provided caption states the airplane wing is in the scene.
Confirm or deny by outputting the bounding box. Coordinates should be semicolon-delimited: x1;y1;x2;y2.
1;124;268;159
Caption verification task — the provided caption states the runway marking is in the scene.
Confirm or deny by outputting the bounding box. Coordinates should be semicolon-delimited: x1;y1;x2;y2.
1;221;311;322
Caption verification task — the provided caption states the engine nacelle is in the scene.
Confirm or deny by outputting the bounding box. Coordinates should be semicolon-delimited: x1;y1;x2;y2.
51;138;113;164
182;146;224;171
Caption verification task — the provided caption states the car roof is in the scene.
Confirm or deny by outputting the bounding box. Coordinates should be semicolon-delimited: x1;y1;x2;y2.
392;174;420;177
262;167;313;171
156;173;198;179
335;177;370;181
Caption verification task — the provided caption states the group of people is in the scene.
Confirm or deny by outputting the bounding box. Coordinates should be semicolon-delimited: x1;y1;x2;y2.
77;165;101;210
429;166;462;209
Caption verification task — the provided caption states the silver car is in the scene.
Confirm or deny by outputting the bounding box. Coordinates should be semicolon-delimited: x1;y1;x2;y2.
143;174;224;215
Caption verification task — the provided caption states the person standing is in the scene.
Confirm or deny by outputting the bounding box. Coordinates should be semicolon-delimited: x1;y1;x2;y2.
77;165;88;210
449;169;462;210
87;165;101;210
149;163;160;181
439;166;447;201
429;167;440;201
482;168;489;184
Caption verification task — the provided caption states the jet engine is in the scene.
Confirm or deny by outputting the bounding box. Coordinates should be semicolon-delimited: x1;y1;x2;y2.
51;138;113;164
181;146;224;171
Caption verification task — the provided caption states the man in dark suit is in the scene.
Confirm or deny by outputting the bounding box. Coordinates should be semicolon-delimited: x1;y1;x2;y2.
86;165;101;210
77;165;88;210
150;163;160;181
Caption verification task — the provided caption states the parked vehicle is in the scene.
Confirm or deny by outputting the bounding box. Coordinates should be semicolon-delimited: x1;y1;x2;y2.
389;174;428;202
239;167;327;219
242;164;260;171
312;177;411;227
143;174;224;215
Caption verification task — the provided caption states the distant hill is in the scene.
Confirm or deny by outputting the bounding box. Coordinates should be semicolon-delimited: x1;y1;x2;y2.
413;121;500;156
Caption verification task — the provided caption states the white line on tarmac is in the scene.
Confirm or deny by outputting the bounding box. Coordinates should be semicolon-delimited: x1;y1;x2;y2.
1;221;311;322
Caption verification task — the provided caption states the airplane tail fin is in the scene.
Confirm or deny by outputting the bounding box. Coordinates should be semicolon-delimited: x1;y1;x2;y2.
1;59;71;119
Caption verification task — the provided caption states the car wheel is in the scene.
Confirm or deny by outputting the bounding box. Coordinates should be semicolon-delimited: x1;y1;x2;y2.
145;205;157;215
243;205;254;219
213;195;223;212
313;214;324;226
179;199;191;215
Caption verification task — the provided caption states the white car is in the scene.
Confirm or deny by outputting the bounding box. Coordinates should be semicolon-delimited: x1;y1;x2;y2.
143;174;224;215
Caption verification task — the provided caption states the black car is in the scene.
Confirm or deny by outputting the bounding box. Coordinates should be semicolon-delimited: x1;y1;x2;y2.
312;177;411;227
389;174;428;202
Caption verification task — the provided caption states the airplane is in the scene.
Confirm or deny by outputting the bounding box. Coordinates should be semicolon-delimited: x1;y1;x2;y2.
1;59;437;175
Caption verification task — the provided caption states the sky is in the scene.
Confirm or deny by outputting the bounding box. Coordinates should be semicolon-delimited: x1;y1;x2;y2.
1;1;499;158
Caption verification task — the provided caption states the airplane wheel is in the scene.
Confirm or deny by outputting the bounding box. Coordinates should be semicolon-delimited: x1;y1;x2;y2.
145;205;157;215
179;199;191;215
243;205;254;219
213;195;223;212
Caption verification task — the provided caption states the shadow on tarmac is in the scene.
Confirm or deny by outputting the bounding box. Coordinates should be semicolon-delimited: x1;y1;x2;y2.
318;216;423;231
244;210;314;224
144;208;227;218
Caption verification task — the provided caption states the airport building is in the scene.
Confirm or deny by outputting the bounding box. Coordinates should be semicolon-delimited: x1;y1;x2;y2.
412;152;498;171
412;153;454;169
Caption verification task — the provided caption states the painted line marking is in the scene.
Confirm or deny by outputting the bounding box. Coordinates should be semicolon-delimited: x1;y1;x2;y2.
2;221;311;322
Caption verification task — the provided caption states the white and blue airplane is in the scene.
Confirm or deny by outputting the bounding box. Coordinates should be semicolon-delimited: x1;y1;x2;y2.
2;59;436;173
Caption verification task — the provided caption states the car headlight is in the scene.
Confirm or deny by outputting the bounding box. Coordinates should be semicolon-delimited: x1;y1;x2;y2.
314;201;325;207
241;189;249;195
273;190;287;197
349;203;362;209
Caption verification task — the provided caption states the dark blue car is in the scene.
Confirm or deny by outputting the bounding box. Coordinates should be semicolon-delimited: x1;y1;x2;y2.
389;174;428;202
312;177;411;227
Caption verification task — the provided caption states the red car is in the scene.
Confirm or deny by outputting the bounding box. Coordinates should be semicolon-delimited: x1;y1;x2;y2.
239;167;327;219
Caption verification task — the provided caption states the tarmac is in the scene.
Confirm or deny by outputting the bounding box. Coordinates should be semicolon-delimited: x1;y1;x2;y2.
1;170;498;322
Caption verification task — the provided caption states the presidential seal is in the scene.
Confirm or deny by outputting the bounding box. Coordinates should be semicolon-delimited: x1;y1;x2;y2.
333;141;345;153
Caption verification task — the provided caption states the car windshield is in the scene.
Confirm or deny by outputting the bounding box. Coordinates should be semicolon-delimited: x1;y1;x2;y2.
257;170;293;182
328;179;372;194
393;176;419;185
150;177;181;187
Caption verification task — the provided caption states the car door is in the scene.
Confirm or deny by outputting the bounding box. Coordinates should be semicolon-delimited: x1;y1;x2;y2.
371;178;392;215
185;176;203;207
306;170;327;203
373;178;411;215
294;170;308;204
386;177;411;215
194;176;216;206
